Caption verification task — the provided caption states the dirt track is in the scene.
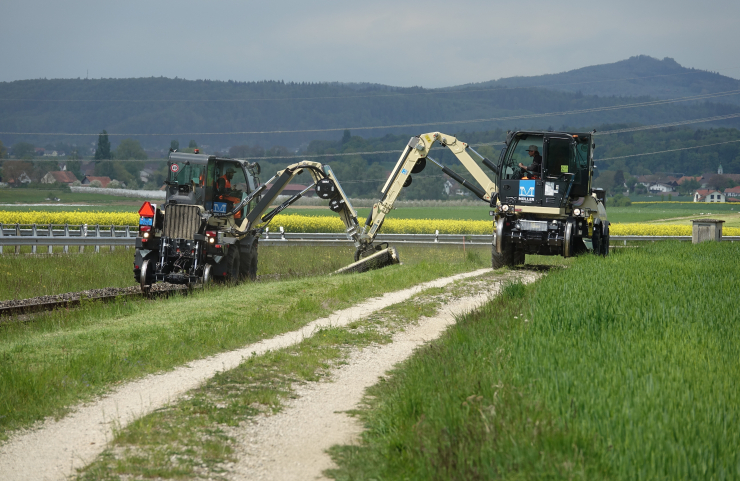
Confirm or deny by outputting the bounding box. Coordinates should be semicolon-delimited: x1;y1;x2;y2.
228;270;539;480
0;268;502;481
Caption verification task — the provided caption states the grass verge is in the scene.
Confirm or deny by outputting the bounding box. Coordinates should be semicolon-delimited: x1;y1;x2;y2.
327;241;740;480
0;246;488;440
76;275;457;480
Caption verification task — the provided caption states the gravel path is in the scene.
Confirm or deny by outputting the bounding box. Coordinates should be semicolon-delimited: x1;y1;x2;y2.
229;271;539;480
0;268;492;481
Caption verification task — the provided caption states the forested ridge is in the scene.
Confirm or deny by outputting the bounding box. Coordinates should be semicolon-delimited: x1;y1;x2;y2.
1;56;739;152
1;55;740;197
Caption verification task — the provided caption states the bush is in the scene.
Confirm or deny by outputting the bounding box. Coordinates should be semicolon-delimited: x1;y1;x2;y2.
89;180;102;188
608;193;632;207
107;180;121;189
72;180;81;186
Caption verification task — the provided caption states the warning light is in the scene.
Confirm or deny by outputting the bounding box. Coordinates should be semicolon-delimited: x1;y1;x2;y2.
194;148;200;154
139;202;155;217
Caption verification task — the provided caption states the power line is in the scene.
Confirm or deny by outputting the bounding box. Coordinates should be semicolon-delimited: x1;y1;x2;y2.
2;66;739;103
594;139;740;161
3;90;739;137
594;113;740;134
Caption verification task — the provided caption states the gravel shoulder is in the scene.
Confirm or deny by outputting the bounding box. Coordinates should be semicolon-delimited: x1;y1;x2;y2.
0;268;492;481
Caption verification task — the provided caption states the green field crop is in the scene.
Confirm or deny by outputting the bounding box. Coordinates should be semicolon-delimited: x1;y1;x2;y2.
328;242;740;480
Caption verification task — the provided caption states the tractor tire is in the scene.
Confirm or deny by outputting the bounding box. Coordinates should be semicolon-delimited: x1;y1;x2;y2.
240;242;258;281
216;245;241;283
514;248;526;265
592;225;602;255
601;224;610;256
492;239;515;269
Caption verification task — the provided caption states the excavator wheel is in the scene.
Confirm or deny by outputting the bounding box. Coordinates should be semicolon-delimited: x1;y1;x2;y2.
240;243;258;281
215;245;241;284
600;224;610;256
492;240;516;269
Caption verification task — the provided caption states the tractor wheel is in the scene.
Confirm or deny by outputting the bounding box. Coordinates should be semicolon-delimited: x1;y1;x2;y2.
592;225;602;255
139;259;153;293
216;245;241;284
240;242;258;281
601;224;610;256
514;248;526;265
492;239;515;269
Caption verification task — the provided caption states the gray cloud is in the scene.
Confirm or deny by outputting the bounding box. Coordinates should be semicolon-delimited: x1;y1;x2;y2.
1;0;739;86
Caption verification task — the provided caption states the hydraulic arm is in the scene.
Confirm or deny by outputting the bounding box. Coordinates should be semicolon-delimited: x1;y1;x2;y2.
356;132;499;257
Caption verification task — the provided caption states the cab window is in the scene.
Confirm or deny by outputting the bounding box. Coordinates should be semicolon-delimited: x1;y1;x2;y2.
207;161;249;218
502;135;543;179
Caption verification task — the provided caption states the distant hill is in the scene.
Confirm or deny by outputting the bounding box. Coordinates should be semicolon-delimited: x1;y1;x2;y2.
454;56;740;104
0;56;739;151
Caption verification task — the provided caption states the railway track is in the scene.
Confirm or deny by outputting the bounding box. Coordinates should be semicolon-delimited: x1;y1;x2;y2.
0;284;189;321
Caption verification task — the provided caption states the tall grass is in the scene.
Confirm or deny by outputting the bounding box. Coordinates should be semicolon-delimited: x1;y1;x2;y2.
0;249;136;300
328;242;740;480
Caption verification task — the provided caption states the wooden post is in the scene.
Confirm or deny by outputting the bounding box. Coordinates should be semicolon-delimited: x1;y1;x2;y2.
15;224;20;255
48;224;54;254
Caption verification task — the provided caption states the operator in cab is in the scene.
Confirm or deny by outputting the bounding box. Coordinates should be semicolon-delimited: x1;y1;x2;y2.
216;167;243;219
518;145;542;178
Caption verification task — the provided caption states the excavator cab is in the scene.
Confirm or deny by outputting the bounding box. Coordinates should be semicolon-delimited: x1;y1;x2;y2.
497;131;593;209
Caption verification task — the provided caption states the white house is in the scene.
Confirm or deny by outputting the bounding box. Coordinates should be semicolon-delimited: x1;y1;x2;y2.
694;189;726;203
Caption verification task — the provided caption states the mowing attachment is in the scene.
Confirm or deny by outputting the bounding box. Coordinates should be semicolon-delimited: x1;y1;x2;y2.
333;246;400;275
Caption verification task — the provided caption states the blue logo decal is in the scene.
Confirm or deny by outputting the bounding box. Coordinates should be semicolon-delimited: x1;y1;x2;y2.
401;168;408;175
213;202;227;213
519;180;535;198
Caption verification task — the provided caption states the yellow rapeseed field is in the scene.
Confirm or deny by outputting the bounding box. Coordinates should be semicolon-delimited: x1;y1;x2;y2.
2;211;739;236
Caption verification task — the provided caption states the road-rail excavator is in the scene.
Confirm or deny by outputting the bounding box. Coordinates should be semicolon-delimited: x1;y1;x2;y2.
356;130;609;267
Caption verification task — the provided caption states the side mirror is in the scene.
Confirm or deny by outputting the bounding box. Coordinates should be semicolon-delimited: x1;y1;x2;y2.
250;162;261;175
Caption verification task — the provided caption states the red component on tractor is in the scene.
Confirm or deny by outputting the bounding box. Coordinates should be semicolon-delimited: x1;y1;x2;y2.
138;202;155;217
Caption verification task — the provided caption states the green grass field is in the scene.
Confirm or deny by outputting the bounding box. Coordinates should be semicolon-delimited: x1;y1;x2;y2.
328;241;740;480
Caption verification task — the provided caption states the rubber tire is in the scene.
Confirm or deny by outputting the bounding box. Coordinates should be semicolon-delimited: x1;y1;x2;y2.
592;225;602;255
514;249;526;266
492;239;515;269
601;224;610;257
239;242;258;281
216;245;241;284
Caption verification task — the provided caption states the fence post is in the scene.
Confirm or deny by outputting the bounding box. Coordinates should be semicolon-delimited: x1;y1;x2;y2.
95;224;100;253
48;224;54;254
15;224;20;255
64;224;69;254
265;227;269;239
125;225;131;249
31;224;37;254
435;229;439;243
79;224;87;254
0;222;3;255
280;226;285;240
110;225;116;252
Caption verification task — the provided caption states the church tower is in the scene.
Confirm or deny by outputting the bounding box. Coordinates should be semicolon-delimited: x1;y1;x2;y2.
718;163;723;174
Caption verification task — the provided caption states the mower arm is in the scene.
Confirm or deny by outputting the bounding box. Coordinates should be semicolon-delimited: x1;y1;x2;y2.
234;161;364;248
360;132;499;245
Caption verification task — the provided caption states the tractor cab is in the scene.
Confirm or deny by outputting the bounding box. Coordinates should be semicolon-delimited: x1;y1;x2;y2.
497;131;593;210
166;152;260;218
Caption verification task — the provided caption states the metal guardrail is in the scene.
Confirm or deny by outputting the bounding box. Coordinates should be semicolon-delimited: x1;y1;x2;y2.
1;223;738;253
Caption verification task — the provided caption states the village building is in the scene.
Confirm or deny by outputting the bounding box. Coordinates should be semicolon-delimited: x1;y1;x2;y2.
40;171;78;185
82;175;112;188
694;189;726;203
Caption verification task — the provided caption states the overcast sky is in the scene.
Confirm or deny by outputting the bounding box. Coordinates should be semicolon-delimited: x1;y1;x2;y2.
2;0;739;87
